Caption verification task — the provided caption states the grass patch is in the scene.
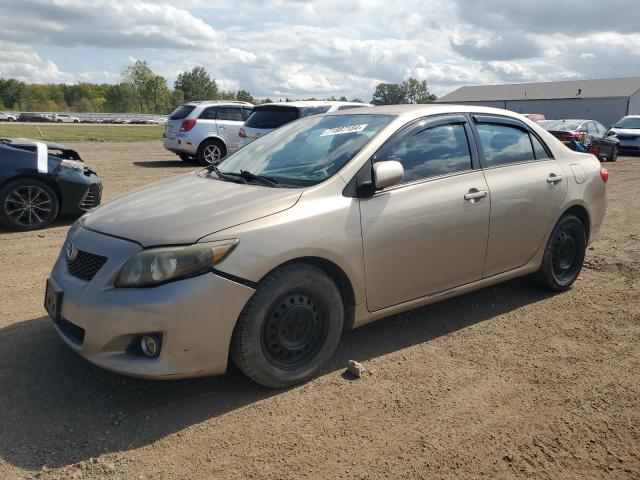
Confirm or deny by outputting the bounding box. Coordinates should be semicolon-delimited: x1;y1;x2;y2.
0;123;164;142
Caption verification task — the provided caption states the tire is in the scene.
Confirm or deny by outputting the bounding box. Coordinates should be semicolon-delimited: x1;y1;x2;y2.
535;214;586;292
56;120;62;123
231;264;344;388
0;178;59;231
609;146;618;162
178;153;194;162
196;139;226;166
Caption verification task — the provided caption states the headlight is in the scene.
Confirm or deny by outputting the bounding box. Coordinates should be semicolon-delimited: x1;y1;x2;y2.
115;239;238;287
59;159;85;172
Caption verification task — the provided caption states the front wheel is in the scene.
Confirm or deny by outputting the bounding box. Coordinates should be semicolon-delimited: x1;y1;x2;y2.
535;214;586;291
231;264;344;388
609;146;618;162
179;153;194;162
0;179;59;231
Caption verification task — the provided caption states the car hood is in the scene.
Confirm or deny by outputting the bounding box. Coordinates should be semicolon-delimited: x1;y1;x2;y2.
610;128;640;136
81;171;302;246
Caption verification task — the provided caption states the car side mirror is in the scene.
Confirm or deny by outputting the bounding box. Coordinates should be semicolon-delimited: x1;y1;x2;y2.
373;160;404;190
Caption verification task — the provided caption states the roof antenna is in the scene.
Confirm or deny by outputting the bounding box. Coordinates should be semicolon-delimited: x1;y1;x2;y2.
576;88;582;96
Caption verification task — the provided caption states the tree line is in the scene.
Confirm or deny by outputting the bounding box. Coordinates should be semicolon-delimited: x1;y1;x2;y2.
0;61;436;113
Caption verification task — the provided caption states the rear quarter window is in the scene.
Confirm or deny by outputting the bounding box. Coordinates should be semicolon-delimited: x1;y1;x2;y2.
169;105;196;120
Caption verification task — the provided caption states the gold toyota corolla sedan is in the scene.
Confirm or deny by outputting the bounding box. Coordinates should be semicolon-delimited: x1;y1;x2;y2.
45;105;607;387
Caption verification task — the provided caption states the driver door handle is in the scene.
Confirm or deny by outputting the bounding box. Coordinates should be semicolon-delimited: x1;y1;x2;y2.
464;190;488;201
547;174;564;184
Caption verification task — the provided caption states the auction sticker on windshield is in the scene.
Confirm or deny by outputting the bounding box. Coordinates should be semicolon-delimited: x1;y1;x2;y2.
320;124;368;136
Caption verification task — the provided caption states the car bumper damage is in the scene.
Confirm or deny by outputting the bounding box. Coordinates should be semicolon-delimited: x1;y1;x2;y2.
46;225;255;379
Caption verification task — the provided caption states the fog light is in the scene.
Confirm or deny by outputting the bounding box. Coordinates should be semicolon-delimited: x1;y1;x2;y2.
141;335;160;358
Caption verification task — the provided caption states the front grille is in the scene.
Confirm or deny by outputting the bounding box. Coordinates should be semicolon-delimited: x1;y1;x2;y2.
67;250;108;281
79;185;102;211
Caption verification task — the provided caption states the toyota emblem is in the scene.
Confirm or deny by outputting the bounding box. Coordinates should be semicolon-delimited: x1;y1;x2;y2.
66;240;78;261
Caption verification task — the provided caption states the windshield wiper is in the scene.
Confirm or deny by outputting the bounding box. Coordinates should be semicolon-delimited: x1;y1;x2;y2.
238;170;282;188
209;163;247;184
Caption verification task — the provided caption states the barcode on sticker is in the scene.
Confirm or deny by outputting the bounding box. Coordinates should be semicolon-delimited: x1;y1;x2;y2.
320;124;368;137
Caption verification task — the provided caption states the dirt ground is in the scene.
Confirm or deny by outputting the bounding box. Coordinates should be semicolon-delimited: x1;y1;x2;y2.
0;142;638;480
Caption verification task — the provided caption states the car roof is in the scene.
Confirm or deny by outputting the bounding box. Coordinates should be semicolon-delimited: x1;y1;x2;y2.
256;101;371;108
1;138;72;150
323;104;542;122
185;100;253;107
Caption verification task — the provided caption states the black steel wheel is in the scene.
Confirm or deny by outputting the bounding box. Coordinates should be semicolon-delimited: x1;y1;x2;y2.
0;179;59;231
231;264;344;388
609;146;618;162
536;214;586;291
262;290;329;370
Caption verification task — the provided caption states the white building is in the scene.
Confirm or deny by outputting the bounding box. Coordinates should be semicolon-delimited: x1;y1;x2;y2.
438;77;640;127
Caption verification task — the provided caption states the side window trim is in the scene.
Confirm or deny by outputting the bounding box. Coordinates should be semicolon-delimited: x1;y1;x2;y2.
470;113;554;168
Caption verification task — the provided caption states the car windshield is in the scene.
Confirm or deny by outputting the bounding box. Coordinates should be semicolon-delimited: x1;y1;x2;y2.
539;120;583;131
216;114;394;187
613;117;640;129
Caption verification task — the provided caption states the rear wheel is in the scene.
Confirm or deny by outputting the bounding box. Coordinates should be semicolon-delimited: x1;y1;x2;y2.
535;214;586;291
231;264;344;388
0;179;59;231
197;139;226;166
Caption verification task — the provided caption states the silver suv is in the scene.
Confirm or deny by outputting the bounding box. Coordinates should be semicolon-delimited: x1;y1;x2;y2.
163;101;253;165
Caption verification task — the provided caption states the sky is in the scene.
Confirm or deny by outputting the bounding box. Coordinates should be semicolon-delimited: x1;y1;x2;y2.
0;0;638;100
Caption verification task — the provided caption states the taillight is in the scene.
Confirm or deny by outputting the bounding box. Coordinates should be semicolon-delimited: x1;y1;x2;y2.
239;127;246;138
180;119;196;132
600;167;609;183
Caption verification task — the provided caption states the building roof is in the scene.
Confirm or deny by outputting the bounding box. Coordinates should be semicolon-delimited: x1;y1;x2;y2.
438;76;640;103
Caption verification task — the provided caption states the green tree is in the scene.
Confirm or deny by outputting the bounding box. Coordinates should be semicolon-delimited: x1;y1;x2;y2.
370;77;437;105
174;66;218;102
0;79;27;109
403;77;436;104
371;83;407;105
122;60;172;113
235;89;254;103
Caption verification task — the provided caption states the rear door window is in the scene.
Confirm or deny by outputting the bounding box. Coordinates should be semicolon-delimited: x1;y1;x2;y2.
169;105;196;120
198;107;217;120
475;123;536;167
245;108;300;129
217;107;244;122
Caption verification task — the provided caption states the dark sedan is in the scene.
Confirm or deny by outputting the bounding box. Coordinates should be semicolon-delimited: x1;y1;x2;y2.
538;119;620;162
0;139;102;231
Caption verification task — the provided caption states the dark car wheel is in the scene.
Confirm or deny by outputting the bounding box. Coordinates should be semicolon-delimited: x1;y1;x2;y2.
535;214;586;292
179;153;194;162
231;264;344;388
197;139;226;166
0;179;59;231
609;146;618;162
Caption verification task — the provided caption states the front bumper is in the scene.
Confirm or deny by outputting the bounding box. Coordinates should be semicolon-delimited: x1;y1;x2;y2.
57;171;102;216
48;225;255;379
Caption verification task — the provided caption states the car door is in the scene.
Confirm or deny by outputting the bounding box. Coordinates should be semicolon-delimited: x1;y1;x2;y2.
359;115;491;312
471;115;568;278
197;106;219;140
216;106;245;152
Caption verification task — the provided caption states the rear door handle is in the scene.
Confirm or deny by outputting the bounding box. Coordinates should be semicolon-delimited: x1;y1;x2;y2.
547;174;564;184
464;190;488;202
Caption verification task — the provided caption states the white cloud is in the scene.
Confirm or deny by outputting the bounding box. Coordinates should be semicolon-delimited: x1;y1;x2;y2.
0;0;638;100
0;41;74;83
